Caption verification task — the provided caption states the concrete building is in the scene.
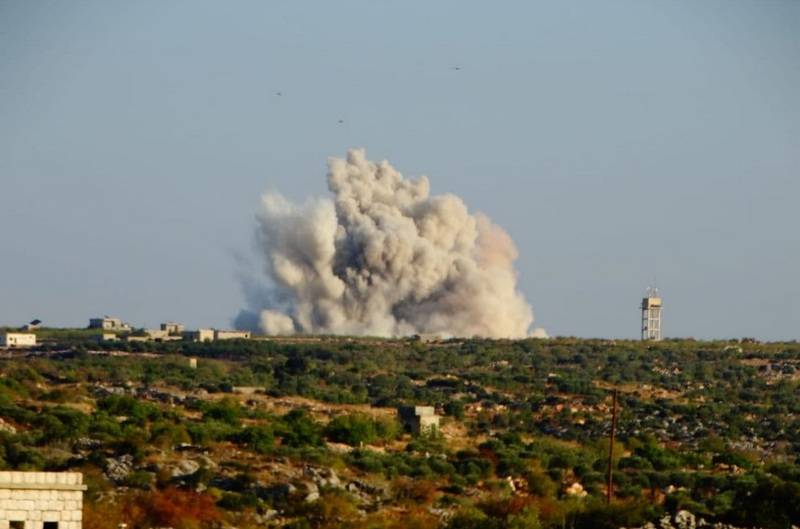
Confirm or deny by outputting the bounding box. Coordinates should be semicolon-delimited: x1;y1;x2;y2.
88;317;131;332
160;322;185;335
0;471;86;529
21;320;41;331
214;330;251;341
641;288;663;341
144;329;169;340
125;329;181;342
183;328;215;342
0;333;37;348
181;329;250;342
397;406;440;434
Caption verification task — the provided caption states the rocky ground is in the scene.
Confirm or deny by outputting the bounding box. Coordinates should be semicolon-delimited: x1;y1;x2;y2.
625;510;796;529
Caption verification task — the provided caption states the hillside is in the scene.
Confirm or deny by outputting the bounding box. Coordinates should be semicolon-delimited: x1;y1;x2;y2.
0;335;799;528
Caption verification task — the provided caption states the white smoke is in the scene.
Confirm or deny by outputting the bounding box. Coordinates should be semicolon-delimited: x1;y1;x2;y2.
236;149;542;338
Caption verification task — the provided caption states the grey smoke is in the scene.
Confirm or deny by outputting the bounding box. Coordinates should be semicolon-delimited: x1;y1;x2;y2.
236;149;543;338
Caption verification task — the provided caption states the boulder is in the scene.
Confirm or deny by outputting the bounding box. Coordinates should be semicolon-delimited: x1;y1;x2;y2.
256;482;296;503
0;418;17;434
305;491;320;503
304;466;343;489
105;454;134;482
674;511;696;529
74;437;101;450
171;459;201;478
196;454;218;469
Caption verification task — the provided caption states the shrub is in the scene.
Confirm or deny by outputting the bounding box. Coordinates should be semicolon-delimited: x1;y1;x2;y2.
122;487;221;529
202;398;243;425
278;409;323;448
232;424;275;454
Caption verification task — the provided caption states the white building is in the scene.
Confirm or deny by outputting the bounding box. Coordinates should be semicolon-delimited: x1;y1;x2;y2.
641;287;663;341
214;330;251;341
160;322;185;335
0;471;86;529
181;329;250;342
88;317;131;331
0;333;37;348
183;328;215;342
22;320;42;331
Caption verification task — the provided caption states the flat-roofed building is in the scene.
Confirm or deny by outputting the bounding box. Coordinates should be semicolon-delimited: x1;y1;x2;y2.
183;328;215;342
21;319;42;331
0;471;86;529
398;405;440;434
214;330;251;340
88;317;131;331
160;322;185;335
0;333;37;348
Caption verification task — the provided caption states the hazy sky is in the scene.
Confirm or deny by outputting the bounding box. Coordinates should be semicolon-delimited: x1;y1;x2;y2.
1;1;798;340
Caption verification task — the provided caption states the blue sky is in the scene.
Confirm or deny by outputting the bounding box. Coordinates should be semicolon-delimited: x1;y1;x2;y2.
1;0;798;339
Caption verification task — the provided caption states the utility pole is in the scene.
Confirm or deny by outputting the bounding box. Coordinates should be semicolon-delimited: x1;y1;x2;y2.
606;388;619;505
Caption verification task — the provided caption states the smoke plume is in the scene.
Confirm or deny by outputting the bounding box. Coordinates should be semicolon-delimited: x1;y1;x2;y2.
236;149;541;338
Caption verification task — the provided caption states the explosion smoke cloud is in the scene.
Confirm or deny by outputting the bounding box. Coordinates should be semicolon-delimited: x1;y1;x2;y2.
236;149;541;338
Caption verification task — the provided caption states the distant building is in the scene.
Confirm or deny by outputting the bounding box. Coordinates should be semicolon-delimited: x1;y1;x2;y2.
641;288;663;341
411;333;443;343
0;333;37;348
88;317;131;331
145;329;169;340
183;328;215;342
161;322;185;335
398;405;440;434
232;386;261;395
92;333;118;342
214;330;251;341
188;357;198;369
181;329;250;342
21;319;42;331
126;329;182;342
0;471;86;529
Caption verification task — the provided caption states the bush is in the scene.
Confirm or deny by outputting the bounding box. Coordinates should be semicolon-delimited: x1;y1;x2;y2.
123;470;153;490
324;413;400;447
232;424;275;454
444;400;465;419
277;409;323;448
202;398;243;425
217;491;259;511
122;487;221;529
97;395;162;425
325;413;377;446
35;407;89;444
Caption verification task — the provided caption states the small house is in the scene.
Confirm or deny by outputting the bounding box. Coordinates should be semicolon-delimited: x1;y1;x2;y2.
0;333;37;348
397;405;440;434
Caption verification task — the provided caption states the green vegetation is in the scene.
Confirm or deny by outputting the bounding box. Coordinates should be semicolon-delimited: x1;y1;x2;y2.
324;413;401;446
0;336;798;528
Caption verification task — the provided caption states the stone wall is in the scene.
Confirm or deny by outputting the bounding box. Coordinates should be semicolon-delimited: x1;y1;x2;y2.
0;472;85;529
